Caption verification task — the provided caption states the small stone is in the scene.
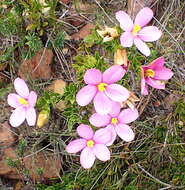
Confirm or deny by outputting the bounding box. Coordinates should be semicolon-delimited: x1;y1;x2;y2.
0;122;17;147
0;147;61;181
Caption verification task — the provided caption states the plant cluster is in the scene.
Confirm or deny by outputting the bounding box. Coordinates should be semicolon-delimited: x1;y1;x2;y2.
6;7;174;171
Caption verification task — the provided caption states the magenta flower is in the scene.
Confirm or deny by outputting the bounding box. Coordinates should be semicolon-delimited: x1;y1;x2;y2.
141;57;174;95
116;7;162;56
66;124;111;169
89;102;139;145
7;78;37;127
76;65;130;115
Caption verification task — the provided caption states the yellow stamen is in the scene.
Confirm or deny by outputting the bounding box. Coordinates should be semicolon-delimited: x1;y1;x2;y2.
97;83;107;92
18;98;28;105
132;24;141;35
111;118;118;125
145;69;155;78
87;140;94;148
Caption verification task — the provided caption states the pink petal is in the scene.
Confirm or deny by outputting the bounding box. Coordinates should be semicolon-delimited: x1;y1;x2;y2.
7;93;21;108
14;78;29;98
141;77;149;95
134;38;150;56
115;11;134;31
118;108;139;124
9;107;26;127
134;7;153;27
76;85;97;106
145;78;165;89
80;147;95;169
154;68;174;80
77;124;94;140
84;69;102;85
108;101;121;117
120;32;134;47
93;92;112;115
66;139;87;153
103;65;126;84
147;57;164;69
93;128;112;144
105;125;117;146
89;113;111;127
28;91;37;107
115;124;135;142
93;144;110;161
138;26;162;42
26;107;36;126
105;84;130;102
140;67;149;95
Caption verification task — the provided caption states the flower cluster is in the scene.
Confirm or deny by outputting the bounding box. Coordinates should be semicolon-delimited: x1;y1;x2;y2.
6;7;174;170
66;7;174;169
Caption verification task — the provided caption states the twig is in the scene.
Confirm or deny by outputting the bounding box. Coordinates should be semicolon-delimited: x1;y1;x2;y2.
93;0;115;24
137;164;172;188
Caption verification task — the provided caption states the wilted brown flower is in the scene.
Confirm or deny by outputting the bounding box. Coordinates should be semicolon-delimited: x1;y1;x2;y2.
121;92;140;110
97;26;118;42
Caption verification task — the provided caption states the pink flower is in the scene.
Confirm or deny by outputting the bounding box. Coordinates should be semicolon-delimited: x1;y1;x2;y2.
89;102;139;145
141;57;174;95
7;78;37;127
76;65;130;115
66;124;111;169
116;7;162;56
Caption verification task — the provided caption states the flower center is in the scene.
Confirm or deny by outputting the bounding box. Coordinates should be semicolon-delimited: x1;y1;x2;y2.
87;140;95;148
18;98;29;105
145;69;155;78
111;117;118;125
132;24;141;36
97;83;107;92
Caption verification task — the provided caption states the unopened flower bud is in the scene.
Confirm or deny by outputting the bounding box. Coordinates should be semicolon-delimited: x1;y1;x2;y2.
114;48;129;71
37;110;50;128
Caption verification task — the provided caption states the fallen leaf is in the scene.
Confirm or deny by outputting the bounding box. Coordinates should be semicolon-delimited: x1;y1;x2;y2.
71;23;95;40
18;48;53;80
